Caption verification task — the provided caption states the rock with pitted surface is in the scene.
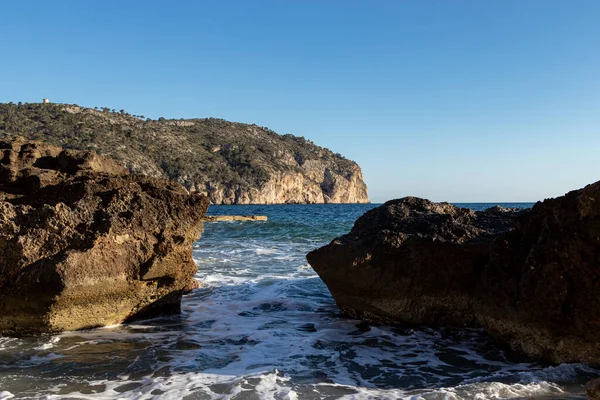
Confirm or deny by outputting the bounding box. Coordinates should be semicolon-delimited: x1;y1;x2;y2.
307;183;600;363
0;137;210;335
478;181;600;363
307;197;521;326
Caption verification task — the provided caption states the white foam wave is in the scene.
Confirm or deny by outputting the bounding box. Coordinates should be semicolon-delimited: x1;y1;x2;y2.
33;336;61;351
0;337;19;351
424;381;566;400
1;206;597;399
255;248;279;255
38;374;573;400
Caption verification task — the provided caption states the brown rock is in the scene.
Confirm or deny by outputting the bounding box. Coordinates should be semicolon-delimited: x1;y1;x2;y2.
307;197;520;326
0;137;210;335
586;378;600;400
478;182;600;363
307;183;600;363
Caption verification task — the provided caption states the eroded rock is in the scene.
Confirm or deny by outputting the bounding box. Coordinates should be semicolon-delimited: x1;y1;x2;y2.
307;183;600;363
478;182;600;363
307;197;520;326
0;137;210;334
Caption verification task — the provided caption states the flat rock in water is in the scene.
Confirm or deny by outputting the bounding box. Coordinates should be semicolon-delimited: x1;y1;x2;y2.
203;215;268;222
0;137;210;335
307;183;600;364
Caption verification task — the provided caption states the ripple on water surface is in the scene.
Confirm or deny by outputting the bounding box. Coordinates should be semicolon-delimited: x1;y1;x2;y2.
0;204;596;399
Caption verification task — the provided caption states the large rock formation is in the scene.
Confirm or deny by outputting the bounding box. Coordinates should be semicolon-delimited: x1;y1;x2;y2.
477;182;600;363
307;183;600;364
0;103;370;204
307;198;520;327
0;137;210;334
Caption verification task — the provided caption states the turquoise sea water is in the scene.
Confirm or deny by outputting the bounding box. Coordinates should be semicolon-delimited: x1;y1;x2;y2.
0;203;597;399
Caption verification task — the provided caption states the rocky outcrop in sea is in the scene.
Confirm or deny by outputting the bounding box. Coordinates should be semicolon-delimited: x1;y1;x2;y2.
0;137;209;335
307;183;600;364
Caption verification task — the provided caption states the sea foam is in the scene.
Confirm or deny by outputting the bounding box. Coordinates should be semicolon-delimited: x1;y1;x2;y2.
0;204;596;399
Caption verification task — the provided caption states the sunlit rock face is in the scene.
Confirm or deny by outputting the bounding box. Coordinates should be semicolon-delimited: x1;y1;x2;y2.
0;137;209;335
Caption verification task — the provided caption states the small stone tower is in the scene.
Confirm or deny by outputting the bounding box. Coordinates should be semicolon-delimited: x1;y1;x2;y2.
43;98;50;104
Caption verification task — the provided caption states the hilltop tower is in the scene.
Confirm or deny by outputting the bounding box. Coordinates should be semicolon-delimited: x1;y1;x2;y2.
43;98;50;104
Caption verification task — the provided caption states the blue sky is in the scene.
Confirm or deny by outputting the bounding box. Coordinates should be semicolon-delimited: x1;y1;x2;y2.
1;1;599;202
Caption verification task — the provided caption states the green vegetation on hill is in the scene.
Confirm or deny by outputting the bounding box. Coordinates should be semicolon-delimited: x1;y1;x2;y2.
0;102;365;203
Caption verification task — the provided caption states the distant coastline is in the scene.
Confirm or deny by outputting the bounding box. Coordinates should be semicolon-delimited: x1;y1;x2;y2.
0;102;369;205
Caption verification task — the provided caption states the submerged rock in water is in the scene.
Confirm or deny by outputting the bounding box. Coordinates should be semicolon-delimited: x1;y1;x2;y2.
307;182;600;363
0;137;210;335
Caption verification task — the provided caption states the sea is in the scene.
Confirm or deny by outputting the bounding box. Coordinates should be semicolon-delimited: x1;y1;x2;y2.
1;203;598;400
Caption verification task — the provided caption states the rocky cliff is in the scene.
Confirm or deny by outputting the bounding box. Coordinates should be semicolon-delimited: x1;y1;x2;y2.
307;183;600;364
0;137;210;334
0;103;369;204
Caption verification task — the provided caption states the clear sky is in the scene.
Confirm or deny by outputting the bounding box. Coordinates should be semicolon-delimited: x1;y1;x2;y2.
1;1;599;203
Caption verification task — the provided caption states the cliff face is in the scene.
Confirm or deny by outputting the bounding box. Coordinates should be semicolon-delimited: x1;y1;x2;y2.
199;159;368;204
0;103;369;204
